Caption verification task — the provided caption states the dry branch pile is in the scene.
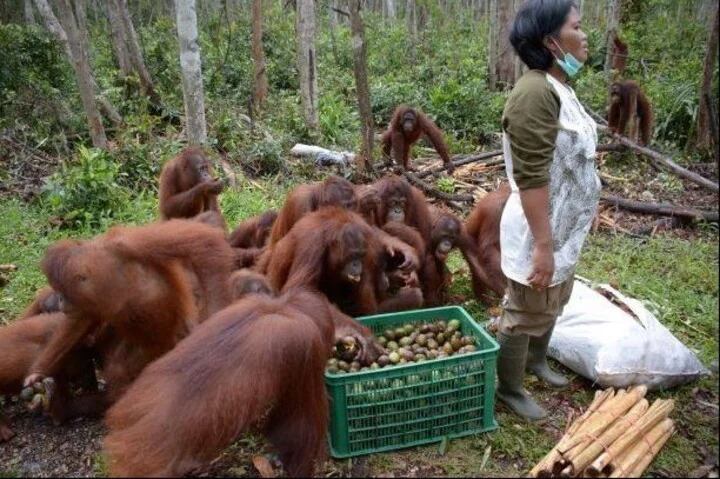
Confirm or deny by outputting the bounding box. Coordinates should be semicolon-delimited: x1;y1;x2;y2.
530;386;675;478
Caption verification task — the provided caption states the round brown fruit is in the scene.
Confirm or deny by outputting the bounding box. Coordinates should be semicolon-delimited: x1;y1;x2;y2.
400;336;413;347
388;352;401;364
415;334;427;346
451;337;463;351
384;329;396;340
337;360;350;372
427;339;439;350
377;355;390;367
387;341;399;351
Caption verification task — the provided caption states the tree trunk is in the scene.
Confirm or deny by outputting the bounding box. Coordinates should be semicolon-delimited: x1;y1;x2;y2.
24;0;36;24
34;0;108;148
115;0;162;107
386;0;395;19
105;0;133;78
175;0;207;145
296;0;319;134
347;0;373;172
73;0;88;45
604;0;622;76
489;0;516;90
251;0;268;111
691;3;719;156
406;0;416;63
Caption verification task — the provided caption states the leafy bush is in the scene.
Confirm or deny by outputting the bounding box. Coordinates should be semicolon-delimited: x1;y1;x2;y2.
242;136;285;177
319;91;360;147
42;146;130;228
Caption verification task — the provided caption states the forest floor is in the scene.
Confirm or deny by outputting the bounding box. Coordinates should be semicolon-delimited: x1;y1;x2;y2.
0;151;717;478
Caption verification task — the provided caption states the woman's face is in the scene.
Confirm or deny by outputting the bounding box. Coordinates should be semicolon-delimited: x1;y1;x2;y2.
549;7;589;63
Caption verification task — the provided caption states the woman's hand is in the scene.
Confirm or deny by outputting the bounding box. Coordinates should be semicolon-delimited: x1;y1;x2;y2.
519;185;554;290
527;241;554;290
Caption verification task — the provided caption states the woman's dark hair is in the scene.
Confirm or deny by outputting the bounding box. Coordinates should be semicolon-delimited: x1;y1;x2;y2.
510;0;577;70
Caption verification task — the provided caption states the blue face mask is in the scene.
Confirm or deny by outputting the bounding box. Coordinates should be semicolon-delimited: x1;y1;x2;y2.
551;38;583;78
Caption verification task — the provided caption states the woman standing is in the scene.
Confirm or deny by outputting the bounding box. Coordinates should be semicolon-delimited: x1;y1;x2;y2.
496;0;599;420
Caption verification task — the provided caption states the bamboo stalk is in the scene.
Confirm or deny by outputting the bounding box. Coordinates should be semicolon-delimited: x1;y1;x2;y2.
529;389;614;478
625;426;674;478
587;399;674;476
559;386;647;453
564;399;650;474
607;419;675;478
553;440;590;475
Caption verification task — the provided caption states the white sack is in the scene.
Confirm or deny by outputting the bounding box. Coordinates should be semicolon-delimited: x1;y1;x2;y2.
548;277;709;390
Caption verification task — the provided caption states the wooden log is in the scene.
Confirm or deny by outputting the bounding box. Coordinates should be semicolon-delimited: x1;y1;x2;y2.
601;193;719;222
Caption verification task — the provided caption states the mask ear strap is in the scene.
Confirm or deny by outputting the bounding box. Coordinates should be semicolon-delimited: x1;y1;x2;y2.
549;37;566;58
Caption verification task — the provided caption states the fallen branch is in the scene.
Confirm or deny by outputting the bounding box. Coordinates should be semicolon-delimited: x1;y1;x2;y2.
597;124;719;192
585;106;719;192
404;172;474;204
415;150;503;179
597;143;627;153
601;193;718;222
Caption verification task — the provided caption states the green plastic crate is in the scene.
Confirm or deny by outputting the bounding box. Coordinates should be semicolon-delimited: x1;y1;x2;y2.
325;306;499;458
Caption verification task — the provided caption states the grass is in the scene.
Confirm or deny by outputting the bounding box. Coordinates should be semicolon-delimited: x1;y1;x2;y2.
0;182;717;477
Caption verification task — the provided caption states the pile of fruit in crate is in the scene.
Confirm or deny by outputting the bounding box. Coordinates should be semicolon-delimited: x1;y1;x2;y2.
326;319;478;374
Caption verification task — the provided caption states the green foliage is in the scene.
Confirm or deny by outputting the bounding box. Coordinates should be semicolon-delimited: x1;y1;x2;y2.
0;24;83;153
319;91;360;147
608;1;708;148
436;176;456;194
42;146;130;228
243;136;285;176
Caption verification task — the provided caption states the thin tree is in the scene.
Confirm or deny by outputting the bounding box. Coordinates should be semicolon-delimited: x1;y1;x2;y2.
114;0;162;107
105;0;133;78
175;0;207;145
406;0;417;63
251;0;269;111
386;0;396;19
34;0;108;148
488;0;517;90
347;0;373;172
296;0;319;134
604;0;622;76
691;2;719;157
24;0;36;24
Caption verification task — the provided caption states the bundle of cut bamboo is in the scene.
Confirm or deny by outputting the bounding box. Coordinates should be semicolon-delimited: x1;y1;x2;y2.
529;386;675;478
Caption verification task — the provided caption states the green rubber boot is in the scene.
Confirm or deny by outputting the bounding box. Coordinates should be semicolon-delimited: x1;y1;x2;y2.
526;326;569;389
496;332;547;421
